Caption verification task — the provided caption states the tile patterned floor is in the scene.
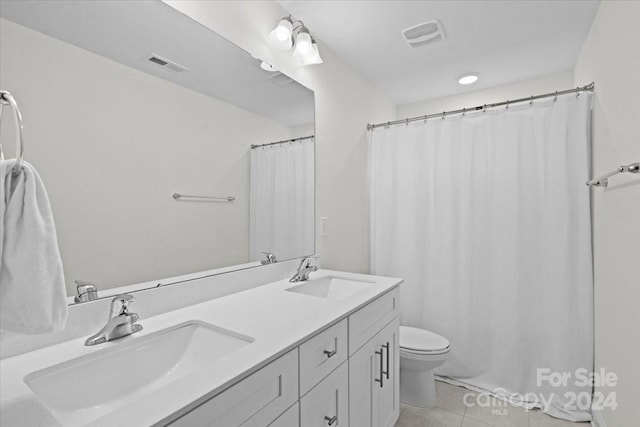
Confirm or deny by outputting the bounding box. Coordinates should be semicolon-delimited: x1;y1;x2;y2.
395;381;591;427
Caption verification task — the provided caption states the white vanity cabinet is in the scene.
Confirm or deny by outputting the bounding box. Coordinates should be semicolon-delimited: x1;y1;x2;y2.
349;318;400;427
169;286;400;427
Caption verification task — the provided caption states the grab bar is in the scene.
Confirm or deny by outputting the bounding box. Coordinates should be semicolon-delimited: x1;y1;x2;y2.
172;193;235;202
586;162;639;187
0;90;25;176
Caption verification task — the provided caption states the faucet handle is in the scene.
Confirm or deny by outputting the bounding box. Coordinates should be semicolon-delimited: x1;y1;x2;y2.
110;294;135;317
298;256;318;268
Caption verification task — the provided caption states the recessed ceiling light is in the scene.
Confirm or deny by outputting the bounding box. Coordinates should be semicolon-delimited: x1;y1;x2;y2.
458;74;479;85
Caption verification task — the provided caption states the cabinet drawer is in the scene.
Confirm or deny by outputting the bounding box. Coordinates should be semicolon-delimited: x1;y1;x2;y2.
170;349;298;427
300;362;349;427
299;319;348;396
269;403;299;427
348;287;399;355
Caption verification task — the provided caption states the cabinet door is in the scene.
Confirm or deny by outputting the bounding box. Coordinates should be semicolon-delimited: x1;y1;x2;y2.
269;403;299;427
299;319;348;396
300;362;349;427
376;317;399;427
169;350;298;427
348;336;379;427
349;288;399;356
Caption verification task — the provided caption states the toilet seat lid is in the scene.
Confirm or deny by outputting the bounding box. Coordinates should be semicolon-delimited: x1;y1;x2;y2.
400;326;450;352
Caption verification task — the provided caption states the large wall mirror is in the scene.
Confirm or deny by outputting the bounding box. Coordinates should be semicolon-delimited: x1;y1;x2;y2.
0;1;315;299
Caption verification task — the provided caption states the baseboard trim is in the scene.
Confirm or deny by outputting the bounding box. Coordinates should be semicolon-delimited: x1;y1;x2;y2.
591;408;607;427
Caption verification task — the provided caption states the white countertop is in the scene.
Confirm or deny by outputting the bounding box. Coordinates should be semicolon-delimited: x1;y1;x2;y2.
0;269;401;426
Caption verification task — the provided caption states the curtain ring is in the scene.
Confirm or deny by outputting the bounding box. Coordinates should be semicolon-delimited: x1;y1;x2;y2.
482;104;487;113
424;114;427;124
441;111;445;120
462;107;466;117
529;96;533;105
506;100;509;109
576;87;580;98
406;118;409;126
554;91;558;102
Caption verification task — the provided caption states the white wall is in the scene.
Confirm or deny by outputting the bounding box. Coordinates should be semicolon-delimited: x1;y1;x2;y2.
0;18;294;293
163;1;397;275
397;71;574;119
574;2;640;426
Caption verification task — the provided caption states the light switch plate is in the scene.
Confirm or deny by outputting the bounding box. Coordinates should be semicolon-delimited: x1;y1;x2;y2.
320;217;328;236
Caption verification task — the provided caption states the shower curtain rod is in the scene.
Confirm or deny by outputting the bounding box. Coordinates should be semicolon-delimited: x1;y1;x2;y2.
367;82;595;130
250;134;314;149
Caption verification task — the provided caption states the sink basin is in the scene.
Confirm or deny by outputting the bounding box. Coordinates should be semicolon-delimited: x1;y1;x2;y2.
24;321;253;426
286;276;373;300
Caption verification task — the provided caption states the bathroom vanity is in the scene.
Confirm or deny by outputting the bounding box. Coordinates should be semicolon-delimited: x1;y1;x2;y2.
0;270;401;426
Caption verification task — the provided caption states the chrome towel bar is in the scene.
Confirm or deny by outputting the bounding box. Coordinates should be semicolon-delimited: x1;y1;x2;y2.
172;193;235;202
586;162;639;187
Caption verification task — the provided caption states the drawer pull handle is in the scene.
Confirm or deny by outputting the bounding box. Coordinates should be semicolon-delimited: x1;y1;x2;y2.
323;349;337;358
374;349;384;388
324;415;338;425
382;342;390;380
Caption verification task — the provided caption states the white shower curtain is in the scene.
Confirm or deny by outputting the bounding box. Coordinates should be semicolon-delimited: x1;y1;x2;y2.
370;95;593;421
250;139;314;262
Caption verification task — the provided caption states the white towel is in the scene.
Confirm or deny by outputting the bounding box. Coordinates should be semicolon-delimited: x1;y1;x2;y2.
0;160;68;334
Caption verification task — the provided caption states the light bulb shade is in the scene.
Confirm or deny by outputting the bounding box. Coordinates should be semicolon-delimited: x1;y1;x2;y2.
269;18;293;50
297;40;323;66
274;19;292;41
294;30;313;56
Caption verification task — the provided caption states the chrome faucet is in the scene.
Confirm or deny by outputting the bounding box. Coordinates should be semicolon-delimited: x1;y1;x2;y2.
290;256;318;283
261;251;278;265
74;280;98;303
85;294;142;346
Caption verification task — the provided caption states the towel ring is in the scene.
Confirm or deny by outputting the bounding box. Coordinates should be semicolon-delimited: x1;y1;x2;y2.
0;91;24;176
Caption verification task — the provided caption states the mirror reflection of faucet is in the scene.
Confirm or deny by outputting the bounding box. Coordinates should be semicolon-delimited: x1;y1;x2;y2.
74;280;99;303
84;294;142;346
261;252;278;265
290;256;318;283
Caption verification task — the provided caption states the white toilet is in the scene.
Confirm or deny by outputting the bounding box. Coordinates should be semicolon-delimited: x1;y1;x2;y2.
399;326;450;408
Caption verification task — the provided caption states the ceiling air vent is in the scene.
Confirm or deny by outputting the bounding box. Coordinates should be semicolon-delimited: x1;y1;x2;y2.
401;20;445;48
147;54;189;73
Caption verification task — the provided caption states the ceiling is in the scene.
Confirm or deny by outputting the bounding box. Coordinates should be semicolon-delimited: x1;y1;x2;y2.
278;0;600;105
0;0;314;128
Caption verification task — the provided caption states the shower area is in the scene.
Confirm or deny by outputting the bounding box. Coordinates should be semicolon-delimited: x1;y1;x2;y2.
249;136;315;263
369;85;596;421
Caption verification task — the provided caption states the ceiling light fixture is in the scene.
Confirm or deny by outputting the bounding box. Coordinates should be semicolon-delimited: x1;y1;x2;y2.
458;74;479;85
303;38;323;66
293;28;313;57
269;16;322;66
269;16;294;50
